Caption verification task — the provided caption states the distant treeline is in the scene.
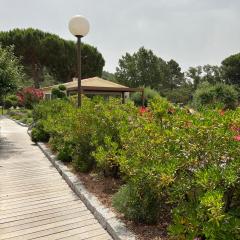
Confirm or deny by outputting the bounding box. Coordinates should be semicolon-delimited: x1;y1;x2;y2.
0;28;105;88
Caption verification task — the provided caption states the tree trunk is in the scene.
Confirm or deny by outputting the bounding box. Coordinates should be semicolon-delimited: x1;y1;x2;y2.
32;63;40;88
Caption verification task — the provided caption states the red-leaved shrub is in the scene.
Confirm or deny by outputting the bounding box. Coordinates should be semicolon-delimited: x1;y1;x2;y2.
17;87;43;108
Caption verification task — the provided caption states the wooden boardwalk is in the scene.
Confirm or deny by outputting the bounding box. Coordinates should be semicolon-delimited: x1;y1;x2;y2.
0;117;112;240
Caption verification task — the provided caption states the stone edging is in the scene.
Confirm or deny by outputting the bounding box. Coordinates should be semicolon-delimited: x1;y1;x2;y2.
36;141;135;240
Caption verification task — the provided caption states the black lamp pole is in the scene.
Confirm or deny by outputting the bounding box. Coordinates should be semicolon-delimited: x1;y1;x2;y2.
76;35;82;107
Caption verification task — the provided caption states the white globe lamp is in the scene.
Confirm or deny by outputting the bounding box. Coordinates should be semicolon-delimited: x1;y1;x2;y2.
68;15;90;107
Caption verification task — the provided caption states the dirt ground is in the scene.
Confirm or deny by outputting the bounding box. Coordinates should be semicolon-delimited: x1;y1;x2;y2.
75;171;170;240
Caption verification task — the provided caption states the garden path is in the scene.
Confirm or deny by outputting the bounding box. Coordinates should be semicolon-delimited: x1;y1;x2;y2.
0;116;112;240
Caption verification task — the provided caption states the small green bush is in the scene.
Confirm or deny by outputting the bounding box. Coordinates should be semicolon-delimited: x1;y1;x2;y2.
113;182;163;224
4;99;13;109
5;95;18;108
193;82;238;110
31;121;50;142
58;85;66;91
51;86;66;99
163;85;193;104
131;87;159;106
57;147;72;162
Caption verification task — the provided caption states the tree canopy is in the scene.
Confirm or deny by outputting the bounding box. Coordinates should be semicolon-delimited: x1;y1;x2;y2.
115;47;184;92
167;59;185;90
0;45;25;98
221;52;240;86
0;28;105;88
186;65;223;89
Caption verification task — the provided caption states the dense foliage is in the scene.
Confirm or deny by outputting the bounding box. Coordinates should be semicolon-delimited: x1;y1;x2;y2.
32;97;240;239
192;82;238;110
130;87;160;106
114;48;240;107
51;85;67;99
115;47;186;92
222;53;240;87
4;95;18;109
0;45;25;99
0;28;105;87
17;87;43;109
186;65;223;90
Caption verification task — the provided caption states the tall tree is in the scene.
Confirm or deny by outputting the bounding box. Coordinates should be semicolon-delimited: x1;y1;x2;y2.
167;59;185;90
0;45;25;99
186;66;202;90
0;28;105;88
186;65;224;89
202;65;223;84
115;47;169;90
221;53;240;86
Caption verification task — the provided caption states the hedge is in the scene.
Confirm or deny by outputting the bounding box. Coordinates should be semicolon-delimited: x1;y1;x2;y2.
32;96;240;239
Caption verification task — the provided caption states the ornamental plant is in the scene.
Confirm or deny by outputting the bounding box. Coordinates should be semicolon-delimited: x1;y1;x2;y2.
17;87;43;109
32;96;240;239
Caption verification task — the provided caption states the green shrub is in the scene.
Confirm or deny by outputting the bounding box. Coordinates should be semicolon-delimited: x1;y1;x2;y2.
4;99;13;109
32;96;240;239
58;85;66;91
163;85;193;104
73;155;92;172
113;182;163;224
57;145;72;162
91;97;139;176
193;82;238;110
31;127;49;142
51;86;66;99
130;87;159;106
33;99;78;161
31;121;50;142
5;95;18;108
26;117;33;125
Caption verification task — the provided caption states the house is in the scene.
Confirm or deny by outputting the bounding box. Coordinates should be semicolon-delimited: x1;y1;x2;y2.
41;76;144;103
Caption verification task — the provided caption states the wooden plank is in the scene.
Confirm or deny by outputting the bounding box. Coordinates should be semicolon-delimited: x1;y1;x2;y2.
0;174;63;185
1;194;77;210
0;204;84;224
0;189;74;205
1;197;80;215
0;185;70;200
0;200;84;221
21;223;105;240
0;178;66;189
0;214;95;238
0;218;98;240
0;207;89;230
58;229;111;240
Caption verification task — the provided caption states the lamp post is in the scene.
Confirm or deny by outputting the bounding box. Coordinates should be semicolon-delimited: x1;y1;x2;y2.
68;15;90;107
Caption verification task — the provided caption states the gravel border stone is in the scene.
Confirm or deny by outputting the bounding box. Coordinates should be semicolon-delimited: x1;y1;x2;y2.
37;141;135;240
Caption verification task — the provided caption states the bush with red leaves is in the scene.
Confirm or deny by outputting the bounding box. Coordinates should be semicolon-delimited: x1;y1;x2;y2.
17;87;43;109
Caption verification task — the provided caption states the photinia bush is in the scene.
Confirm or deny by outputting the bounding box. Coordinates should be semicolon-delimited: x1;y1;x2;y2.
17;87;43;109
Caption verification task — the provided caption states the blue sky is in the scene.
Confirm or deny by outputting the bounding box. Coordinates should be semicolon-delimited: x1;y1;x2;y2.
0;0;240;72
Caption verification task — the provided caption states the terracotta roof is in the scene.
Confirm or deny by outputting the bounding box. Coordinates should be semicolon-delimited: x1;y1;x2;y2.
41;77;128;92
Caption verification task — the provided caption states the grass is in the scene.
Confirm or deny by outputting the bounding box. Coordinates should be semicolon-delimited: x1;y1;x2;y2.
1;107;33;125
0;107;7;115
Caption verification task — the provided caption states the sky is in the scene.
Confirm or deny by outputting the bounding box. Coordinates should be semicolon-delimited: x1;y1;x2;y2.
0;0;240;73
